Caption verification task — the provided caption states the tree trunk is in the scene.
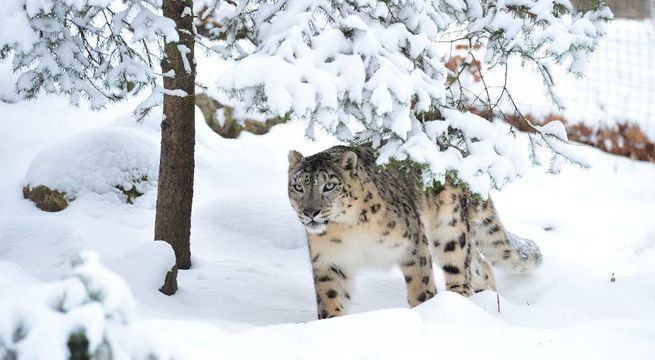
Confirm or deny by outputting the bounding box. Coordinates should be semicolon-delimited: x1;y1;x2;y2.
156;0;195;295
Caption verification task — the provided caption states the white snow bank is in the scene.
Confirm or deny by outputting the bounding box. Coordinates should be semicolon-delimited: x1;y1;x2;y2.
23;127;159;200
0;217;84;281
108;241;176;294
209;192;307;250
153;289;654;359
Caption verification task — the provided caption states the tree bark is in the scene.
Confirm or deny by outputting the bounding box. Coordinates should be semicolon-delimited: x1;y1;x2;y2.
156;0;195;295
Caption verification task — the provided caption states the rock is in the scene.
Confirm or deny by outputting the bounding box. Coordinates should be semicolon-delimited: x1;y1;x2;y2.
23;185;69;212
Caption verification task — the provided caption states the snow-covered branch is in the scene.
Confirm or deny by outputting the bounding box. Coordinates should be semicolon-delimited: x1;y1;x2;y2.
211;0;611;194
0;0;178;111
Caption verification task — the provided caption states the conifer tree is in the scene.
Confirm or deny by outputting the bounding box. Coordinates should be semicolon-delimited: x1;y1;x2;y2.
211;0;611;194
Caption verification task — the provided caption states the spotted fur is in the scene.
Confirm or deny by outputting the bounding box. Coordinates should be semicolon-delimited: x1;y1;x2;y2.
288;146;542;319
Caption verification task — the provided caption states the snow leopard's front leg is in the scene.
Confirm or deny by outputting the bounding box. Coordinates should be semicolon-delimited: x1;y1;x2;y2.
308;243;351;319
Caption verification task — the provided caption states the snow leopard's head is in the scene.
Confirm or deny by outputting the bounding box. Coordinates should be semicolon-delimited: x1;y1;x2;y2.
287;146;359;234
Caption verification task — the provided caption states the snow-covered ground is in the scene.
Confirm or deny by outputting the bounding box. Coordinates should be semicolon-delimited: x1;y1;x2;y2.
1;82;654;358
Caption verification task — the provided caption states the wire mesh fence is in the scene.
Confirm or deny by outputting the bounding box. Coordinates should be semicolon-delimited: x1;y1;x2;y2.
565;1;654;136
505;0;655;160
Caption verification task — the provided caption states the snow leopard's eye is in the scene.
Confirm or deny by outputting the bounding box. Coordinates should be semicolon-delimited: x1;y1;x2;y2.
293;184;303;192
323;183;335;192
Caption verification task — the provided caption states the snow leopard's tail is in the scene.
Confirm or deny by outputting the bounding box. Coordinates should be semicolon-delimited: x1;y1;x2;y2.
475;203;543;274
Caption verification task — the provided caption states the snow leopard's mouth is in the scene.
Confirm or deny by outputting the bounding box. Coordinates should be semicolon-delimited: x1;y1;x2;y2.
303;219;328;234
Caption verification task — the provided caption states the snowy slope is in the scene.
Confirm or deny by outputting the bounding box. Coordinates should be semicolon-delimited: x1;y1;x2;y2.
1;67;655;358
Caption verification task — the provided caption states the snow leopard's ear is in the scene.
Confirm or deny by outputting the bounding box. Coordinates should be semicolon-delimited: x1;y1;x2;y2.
288;150;303;169
340;151;358;176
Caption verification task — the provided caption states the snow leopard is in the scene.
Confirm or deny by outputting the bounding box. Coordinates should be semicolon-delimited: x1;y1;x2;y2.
288;145;542;319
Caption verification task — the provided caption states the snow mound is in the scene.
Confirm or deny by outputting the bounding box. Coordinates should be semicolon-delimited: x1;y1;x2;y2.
210;192;307;250
414;291;503;326
0;251;173;359
108;241;176;293
213;308;431;359
0;217;84;281
24;127;159;201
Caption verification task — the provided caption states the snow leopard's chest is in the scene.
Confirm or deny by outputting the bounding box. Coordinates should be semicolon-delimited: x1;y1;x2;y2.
311;223;412;272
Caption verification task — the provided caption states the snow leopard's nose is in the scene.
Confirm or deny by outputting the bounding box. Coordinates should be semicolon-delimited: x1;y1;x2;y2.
303;208;320;219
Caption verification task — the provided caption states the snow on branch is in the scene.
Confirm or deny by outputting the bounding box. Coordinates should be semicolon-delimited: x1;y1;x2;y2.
0;0;179;111
177;44;193;73
135;85;189;118
376;109;526;195
212;0;611;195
